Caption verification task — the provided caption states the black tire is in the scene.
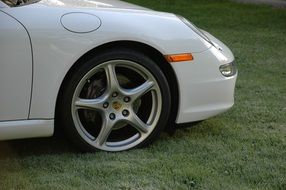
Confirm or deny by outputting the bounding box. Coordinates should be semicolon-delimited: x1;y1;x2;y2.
56;48;171;152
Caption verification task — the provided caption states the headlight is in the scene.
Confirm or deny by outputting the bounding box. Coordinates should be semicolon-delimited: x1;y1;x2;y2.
177;15;213;45
219;62;237;77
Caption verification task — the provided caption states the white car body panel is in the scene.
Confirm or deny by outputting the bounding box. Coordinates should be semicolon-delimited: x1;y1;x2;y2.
174;30;236;122
0;0;237;141
0;119;53;140
3;2;211;120
174;45;235;123
38;0;148;10
0;1;7;8
0;11;32;120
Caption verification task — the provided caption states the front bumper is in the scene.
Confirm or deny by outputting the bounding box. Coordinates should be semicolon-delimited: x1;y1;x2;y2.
172;33;237;123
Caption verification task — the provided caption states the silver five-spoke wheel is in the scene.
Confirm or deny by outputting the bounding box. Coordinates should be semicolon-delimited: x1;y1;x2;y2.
58;49;171;152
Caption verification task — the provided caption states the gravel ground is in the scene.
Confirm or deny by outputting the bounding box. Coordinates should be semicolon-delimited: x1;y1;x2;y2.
233;0;286;8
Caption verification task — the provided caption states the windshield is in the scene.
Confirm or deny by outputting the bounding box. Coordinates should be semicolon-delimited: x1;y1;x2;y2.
1;0;40;7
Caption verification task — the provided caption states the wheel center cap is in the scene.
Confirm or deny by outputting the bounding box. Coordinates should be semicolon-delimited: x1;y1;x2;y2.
112;101;122;111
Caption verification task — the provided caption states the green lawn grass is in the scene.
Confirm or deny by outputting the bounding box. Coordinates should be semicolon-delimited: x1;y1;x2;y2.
1;0;285;189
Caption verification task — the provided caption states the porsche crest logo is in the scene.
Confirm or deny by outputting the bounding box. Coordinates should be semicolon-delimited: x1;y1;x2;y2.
112;101;122;111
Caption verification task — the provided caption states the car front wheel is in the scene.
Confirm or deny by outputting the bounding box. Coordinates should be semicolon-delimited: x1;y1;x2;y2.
58;48;171;152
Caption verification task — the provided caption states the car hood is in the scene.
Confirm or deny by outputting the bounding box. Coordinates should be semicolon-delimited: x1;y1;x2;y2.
37;0;149;10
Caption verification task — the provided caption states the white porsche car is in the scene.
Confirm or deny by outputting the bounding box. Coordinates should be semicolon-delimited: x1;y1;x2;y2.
0;0;237;152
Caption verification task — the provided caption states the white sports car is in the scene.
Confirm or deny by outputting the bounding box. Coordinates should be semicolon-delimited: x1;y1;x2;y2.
0;0;237;152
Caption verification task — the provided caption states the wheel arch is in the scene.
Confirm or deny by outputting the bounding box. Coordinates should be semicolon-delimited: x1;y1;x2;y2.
55;40;179;131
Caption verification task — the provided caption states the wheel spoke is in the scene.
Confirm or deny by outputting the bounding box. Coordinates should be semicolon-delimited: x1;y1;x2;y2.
128;112;149;134
74;98;105;111
96;118;114;146
127;80;154;102
105;64;120;92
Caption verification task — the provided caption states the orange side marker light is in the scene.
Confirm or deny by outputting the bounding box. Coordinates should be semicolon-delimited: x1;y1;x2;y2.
165;53;193;63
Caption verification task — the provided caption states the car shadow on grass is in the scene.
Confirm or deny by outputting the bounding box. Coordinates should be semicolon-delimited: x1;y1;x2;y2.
0;132;78;160
0;122;208;160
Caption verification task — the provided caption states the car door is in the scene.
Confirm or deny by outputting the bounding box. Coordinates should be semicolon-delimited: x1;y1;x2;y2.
0;10;32;121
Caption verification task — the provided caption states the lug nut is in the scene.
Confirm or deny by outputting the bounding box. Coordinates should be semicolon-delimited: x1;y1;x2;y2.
109;113;116;120
122;109;130;117
103;102;109;108
123;97;131;103
112;92;118;97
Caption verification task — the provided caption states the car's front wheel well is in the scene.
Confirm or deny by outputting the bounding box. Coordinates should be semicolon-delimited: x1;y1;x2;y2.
55;41;179;132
